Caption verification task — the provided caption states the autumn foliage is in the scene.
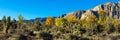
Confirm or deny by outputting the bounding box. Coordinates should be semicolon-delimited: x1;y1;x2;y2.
45;16;54;27
65;15;78;23
0;10;120;40
55;18;67;27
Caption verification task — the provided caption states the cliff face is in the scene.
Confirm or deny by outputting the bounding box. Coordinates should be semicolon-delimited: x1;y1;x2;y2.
92;2;120;18
63;10;86;19
64;2;120;19
31;2;120;22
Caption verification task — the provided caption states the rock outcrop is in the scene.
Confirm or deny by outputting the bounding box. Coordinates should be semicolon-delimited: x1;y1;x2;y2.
64;2;120;19
63;10;86;19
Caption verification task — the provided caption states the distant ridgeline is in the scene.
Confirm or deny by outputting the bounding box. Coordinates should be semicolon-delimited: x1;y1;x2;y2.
29;2;120;22
28;17;56;22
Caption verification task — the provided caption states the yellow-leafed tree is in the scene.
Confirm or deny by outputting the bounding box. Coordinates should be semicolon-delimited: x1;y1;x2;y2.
45;16;54;27
112;18;119;33
112;18;119;27
55;18;62;27
97;10;110;33
97;10;107;26
55;18;67;27
87;15;97;22
66;15;78;23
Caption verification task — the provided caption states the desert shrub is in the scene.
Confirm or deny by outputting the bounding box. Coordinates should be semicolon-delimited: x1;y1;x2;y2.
58;27;66;33
79;28;86;34
0;26;3;31
8;34;27;40
0;34;6;40
37;31;53;40
118;26;120;33
8;28;15;34
23;29;35;36
96;25;104;33
107;25;115;34
68;34;80;40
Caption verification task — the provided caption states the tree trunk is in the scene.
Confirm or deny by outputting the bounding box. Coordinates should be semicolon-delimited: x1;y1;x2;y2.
3;26;7;33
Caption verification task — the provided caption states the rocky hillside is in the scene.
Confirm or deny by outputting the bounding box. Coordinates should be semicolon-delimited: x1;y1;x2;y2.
63;2;120;19
31;2;120;22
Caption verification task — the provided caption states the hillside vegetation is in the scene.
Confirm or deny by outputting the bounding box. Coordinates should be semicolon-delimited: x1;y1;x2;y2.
0;10;120;40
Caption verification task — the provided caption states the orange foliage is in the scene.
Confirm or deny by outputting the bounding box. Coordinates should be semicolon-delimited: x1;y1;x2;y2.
45;16;54;26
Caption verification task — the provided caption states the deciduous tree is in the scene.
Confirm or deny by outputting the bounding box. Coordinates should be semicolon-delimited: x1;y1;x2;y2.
66;16;78;23
55;18;67;27
45;16;54;27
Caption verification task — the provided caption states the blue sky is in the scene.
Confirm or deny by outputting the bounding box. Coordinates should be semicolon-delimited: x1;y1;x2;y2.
0;0;119;20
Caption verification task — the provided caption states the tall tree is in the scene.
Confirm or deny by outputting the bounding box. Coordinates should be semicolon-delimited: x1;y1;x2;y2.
45;16;54;27
6;16;11;33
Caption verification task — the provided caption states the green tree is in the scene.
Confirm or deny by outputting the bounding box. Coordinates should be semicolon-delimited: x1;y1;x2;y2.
18;14;24;29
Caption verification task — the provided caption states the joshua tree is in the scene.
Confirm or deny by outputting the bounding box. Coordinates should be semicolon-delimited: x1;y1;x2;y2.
2;16;7;33
6;16;11;33
18;14;24;29
11;18;17;29
2;16;11;33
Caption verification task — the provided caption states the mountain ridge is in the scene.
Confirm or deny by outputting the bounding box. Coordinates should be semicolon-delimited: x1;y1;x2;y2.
62;2;120;19
30;2;120;22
